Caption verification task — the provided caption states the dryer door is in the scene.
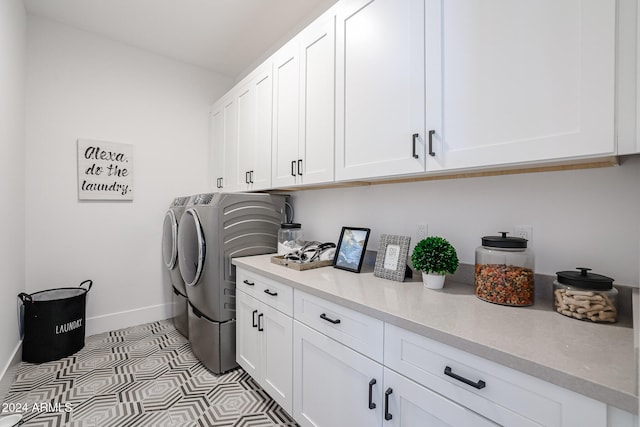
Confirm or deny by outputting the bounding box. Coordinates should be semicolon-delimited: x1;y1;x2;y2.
178;208;206;286
162;210;178;270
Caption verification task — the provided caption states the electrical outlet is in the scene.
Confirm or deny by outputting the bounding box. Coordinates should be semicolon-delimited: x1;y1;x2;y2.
416;223;428;242
514;225;533;243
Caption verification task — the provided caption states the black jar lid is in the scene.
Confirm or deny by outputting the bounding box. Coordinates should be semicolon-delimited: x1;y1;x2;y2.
556;267;614;290
280;223;301;229
481;231;528;249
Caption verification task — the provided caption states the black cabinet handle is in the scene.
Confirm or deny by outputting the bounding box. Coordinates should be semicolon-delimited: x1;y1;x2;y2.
320;313;341;324
252;310;258;328
245;171;250;184
428;129;436;157
257;313;264;331
217;177;223;188
412;133;419;159
243;279;255;286
384;388;393;420
291;160;296;177
297;159;303;176
444;366;486;389
264;289;278;297
249;170;254;183
368;379;377;409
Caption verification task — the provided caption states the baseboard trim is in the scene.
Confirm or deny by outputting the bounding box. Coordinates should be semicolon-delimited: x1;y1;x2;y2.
86;303;172;337
0;340;22;401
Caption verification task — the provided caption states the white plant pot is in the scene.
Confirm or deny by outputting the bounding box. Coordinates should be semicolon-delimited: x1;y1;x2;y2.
422;272;446;289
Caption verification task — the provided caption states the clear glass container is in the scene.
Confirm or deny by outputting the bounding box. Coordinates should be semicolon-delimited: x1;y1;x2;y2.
475;232;534;306
278;223;304;255
553;267;617;323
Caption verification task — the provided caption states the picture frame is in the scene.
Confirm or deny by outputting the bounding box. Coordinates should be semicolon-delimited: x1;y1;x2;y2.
332;226;371;273
374;234;411;282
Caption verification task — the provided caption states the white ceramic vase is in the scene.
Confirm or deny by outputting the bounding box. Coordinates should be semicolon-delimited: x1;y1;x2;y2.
422;272;446;289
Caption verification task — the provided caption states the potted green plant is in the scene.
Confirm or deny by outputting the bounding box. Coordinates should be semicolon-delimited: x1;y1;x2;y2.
411;236;459;289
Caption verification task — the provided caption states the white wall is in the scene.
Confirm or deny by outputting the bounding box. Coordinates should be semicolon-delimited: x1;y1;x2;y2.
24;16;233;335
292;157;640;286
0;0;27;394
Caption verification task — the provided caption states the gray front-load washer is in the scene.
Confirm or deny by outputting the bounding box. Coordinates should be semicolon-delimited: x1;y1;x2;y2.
162;195;191;337
177;192;285;374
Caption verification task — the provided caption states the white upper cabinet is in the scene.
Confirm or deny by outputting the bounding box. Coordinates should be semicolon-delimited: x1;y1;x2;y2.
272;40;301;187
298;12;336;185
222;93;241;192
209;64;273;193
212;0;621;190
425;0;617;171
210;103;225;190
616;0;640;155
272;10;336;187
237;64;273;191
335;0;426;181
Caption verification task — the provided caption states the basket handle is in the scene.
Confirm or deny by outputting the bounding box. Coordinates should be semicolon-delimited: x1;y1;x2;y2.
18;293;32;304
79;280;93;292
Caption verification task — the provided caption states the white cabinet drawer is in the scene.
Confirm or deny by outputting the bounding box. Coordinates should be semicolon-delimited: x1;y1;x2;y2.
384;324;607;427
294;290;383;362
383;368;497;427
236;268;293;316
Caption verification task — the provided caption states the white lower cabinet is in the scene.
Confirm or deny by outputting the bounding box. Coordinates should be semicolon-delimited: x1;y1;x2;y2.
236;289;293;414
236;269;629;427
293;320;383;427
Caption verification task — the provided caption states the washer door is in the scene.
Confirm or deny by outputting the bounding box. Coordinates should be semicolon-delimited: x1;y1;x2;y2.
162;210;178;270
178;208;205;287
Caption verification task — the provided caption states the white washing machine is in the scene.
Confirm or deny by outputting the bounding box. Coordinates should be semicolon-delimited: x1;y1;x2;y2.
161;196;191;337
177;192;285;374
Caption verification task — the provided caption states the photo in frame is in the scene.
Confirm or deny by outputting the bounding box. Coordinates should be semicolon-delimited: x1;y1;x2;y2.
332;227;371;273
374;234;411;282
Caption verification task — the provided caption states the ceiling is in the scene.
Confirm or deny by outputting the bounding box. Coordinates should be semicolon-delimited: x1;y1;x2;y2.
23;0;338;79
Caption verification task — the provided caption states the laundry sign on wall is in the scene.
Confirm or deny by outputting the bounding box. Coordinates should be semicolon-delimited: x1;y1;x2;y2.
77;139;134;200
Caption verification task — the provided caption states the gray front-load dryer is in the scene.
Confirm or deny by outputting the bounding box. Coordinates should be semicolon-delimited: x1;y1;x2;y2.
177;192;285;373
162;196;191;337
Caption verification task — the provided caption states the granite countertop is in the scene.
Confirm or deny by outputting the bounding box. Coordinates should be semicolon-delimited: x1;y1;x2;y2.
232;254;639;414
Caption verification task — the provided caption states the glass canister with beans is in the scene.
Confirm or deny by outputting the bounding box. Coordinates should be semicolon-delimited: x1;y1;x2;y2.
475;232;535;306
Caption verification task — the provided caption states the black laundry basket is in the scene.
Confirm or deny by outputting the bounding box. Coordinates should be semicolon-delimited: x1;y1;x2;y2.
18;280;93;363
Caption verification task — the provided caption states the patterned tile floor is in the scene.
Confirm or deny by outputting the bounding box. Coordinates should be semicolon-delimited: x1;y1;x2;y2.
2;320;297;426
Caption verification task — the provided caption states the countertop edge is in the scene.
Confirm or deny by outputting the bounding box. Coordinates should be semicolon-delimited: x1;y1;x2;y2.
232;257;639;414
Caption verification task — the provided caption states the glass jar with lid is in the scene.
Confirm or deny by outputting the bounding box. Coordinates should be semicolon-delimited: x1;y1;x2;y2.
475;232;535;306
553;268;617;323
278;223;304;255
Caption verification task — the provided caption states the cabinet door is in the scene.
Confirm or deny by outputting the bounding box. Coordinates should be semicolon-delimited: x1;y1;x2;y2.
210;104;224;190
261;303;293;414
299;12;336;185
293;321;383;427
235;64;273;192
383;368;496;427
236;290;261;379
221;94;243;192
250;68;273;190
335;0;426;181
236;83;255;191
236;291;262;380
426;0;616;171
272;40;301;187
